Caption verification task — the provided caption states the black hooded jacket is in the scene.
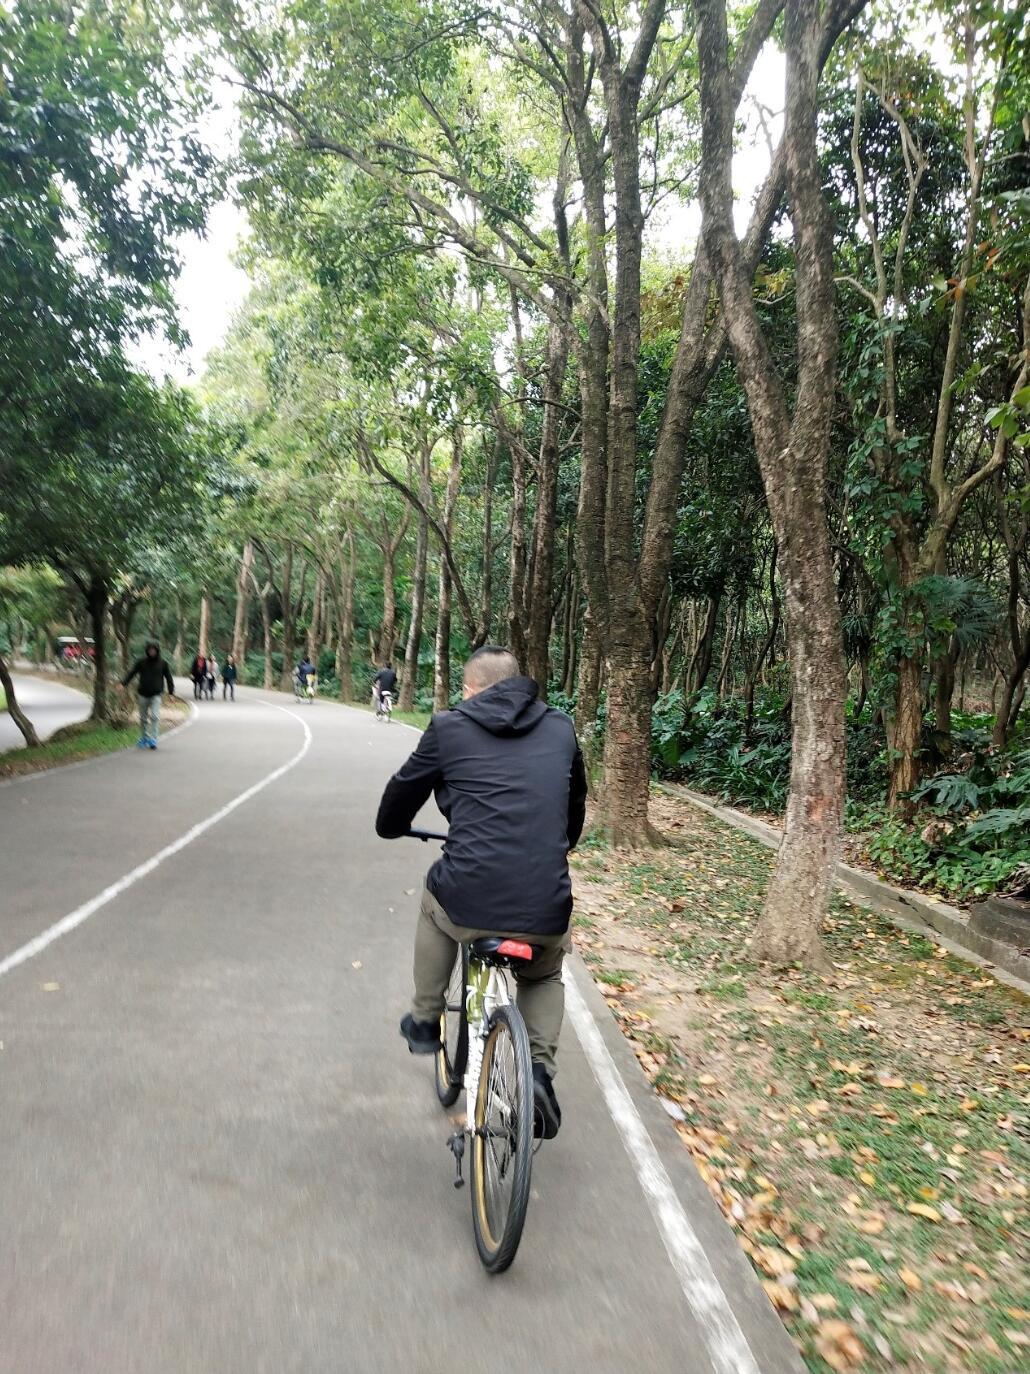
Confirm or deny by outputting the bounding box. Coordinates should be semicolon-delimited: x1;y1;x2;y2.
375;676;587;935
123;643;174;697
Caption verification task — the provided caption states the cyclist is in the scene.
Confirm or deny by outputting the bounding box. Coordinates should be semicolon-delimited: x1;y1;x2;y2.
375;645;587;1139
372;661;398;712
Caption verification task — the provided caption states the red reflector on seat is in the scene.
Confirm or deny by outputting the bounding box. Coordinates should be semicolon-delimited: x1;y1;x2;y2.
496;940;534;961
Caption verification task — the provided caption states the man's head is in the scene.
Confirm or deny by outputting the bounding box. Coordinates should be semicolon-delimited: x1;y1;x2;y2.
145;642;158;658
462;645;521;699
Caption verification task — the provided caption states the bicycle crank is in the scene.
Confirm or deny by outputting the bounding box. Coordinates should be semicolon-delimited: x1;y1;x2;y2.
447;1130;466;1189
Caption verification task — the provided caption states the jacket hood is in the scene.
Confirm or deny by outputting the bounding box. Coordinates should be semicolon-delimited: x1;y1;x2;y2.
455;675;547;737
145;641;160;655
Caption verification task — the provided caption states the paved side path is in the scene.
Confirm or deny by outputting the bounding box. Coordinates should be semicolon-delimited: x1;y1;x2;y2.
0;672;91;752
0;688;802;1374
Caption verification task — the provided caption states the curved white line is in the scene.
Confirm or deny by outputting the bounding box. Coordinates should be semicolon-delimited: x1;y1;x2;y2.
0;705;311;980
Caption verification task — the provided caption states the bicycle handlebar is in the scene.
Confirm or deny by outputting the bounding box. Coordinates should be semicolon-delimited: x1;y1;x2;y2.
406;828;448;843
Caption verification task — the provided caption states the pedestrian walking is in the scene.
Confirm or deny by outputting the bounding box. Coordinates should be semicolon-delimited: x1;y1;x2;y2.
206;653;218;700
122;641;177;750
189;653;206;701
222;655;238;701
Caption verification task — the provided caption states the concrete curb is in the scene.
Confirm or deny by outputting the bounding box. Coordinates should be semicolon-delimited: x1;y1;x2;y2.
660;785;1030;996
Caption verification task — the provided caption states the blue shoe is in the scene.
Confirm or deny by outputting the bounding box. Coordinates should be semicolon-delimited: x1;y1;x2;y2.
147;738;158;750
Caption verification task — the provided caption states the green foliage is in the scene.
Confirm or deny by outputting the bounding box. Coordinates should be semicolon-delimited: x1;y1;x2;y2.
653;690;792;813
860;745;1030;899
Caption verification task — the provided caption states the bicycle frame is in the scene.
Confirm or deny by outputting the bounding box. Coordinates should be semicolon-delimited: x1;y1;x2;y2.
462;957;509;1109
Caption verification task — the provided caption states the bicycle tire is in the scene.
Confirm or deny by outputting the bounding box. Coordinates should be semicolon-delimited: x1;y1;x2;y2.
470;1002;534;1273
435;947;468;1107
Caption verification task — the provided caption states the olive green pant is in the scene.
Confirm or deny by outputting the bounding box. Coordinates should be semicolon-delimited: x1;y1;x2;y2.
411;886;570;1077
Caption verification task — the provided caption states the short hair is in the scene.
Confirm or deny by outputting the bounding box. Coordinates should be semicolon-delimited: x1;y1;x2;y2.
463;645;520;690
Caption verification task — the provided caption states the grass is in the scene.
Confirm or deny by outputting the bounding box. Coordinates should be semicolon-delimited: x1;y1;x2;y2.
0;720;139;778
572;791;1029;1374
0;700;189;780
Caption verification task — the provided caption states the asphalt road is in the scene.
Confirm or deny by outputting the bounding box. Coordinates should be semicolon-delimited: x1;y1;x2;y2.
0;673;91;752
0;686;802;1374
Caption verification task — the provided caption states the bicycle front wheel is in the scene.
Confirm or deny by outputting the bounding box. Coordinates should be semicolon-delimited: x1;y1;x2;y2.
470;1003;534;1273
435;946;468;1107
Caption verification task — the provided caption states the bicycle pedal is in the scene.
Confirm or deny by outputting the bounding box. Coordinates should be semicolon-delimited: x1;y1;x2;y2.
447;1131;465;1189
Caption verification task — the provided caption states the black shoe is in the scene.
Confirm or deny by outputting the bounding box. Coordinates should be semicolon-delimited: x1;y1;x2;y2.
532;1063;561;1140
400;1013;442;1055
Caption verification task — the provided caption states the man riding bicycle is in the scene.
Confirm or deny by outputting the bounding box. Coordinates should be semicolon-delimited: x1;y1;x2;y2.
375;646;587;1138
372;662;397;712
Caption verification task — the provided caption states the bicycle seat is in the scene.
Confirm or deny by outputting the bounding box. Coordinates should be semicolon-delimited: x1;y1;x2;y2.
469;937;540;967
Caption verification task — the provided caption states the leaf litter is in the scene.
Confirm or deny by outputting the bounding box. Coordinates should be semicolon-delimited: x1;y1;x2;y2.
572;792;1028;1373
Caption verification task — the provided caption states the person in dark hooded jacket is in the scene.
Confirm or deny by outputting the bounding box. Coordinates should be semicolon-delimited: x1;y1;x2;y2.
122;641;176;750
376;645;587;1138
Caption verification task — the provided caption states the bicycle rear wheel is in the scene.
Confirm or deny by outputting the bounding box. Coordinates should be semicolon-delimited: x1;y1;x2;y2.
470;1002;534;1273
435;947;468;1107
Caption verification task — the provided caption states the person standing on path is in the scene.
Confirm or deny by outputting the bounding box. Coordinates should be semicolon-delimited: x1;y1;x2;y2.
222;655;238;700
375;646;587;1139
206;653;218;700
189;653;206;701
122;641;176;750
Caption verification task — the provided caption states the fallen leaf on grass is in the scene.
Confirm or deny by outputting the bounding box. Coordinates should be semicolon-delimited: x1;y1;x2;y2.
815;1320;865;1371
754;1245;796;1277
762;1280;798;1312
898;1267;922;1292
846;1270;882;1294
857;1213;886;1236
906;1202;941;1222
806;1099;831;1117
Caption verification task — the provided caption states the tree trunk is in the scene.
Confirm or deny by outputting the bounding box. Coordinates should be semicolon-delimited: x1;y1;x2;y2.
696;0;856;966
307;566;324;663
601;642;657;846
336;533;356;700
400;493;429;713
173;595;184;675
433;427;463;711
86;575;110;722
525;318;571;696
378;537;399;666
259;583;274;690
686;594;721;696
278;544;295;691
198;589;211;660
888;653;923;813
0;650;40;747
507;430;530;667
232;539;254;669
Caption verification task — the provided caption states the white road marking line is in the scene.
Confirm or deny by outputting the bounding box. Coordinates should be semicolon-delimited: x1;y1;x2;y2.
0;705;311;980
565;968;763;1374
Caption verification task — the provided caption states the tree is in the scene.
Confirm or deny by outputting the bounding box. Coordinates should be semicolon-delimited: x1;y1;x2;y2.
1;367;210;718
695;0;868;966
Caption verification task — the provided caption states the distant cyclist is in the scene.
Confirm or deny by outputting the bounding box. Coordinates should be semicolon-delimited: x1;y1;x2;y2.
296;655;314;687
372;662;398;712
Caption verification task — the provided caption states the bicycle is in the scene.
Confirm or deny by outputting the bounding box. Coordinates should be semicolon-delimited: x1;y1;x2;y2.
408;828;537;1274
293;672;317;704
375;688;393;722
